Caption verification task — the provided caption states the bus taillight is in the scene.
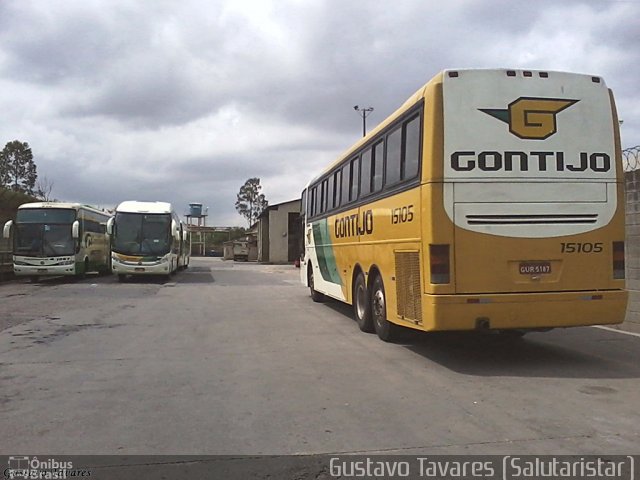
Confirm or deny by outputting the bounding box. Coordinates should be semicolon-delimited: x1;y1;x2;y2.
613;241;625;279
430;244;450;284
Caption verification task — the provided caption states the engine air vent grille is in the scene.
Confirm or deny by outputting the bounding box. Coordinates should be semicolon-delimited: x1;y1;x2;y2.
395;251;422;324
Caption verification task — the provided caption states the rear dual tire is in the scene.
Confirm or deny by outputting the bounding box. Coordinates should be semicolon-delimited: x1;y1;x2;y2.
353;272;373;332
370;274;400;342
353;272;399;342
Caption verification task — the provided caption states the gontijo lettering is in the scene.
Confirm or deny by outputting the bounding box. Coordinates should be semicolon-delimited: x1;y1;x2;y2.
334;210;374;238
451;151;611;173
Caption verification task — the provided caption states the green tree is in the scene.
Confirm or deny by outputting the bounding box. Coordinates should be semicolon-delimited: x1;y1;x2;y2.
0;140;37;195
235;177;268;227
229;226;246;240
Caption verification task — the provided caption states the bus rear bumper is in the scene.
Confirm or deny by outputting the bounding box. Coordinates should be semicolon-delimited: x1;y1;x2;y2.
421;290;628;331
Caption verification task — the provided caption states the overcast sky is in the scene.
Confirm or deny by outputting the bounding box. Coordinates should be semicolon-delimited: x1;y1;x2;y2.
1;0;638;226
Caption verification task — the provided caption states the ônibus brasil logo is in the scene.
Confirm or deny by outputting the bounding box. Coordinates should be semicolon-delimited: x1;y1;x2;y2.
480;97;579;140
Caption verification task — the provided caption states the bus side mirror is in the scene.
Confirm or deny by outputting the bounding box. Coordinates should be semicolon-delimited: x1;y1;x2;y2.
171;220;180;240
106;217;115;236
3;220;13;239
72;220;80;239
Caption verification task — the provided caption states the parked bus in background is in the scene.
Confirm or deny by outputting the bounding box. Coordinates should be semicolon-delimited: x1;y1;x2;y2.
3;202;111;282
301;69;627;342
179;226;191;270
107;201;187;281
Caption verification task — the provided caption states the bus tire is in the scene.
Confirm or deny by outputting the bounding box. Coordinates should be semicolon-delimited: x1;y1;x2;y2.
308;264;325;303
499;329;526;339
30;275;39;283
371;274;399;342
117;274;127;283
77;258;89;279
353;272;373;332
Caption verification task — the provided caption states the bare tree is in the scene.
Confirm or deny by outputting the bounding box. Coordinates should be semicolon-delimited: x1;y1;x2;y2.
35;175;55;201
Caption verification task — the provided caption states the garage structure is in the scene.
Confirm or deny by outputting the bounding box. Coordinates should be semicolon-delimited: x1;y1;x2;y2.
256;199;301;264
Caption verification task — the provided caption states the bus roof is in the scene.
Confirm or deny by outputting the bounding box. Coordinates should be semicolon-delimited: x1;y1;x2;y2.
17;202;109;216
306;68;608;188
115;201;174;214
309;72;442;185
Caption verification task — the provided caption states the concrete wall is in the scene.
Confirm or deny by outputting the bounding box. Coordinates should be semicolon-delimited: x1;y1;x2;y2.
267;201;300;264
257;200;301;264
222;242;234;260
624;169;640;332
257;215;269;263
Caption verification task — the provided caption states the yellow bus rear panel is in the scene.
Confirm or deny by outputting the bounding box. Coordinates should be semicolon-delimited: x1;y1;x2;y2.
408;289;628;332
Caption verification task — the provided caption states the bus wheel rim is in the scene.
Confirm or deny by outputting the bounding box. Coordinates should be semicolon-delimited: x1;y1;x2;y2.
356;283;366;319
373;288;385;319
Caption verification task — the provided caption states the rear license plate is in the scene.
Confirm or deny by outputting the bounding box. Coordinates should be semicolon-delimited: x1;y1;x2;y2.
519;262;551;275
134;268;145;272
37;268;48;272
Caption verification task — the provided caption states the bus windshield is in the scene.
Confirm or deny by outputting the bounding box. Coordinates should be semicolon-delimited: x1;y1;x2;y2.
16;208;76;224
112;212;172;256
14;209;76;257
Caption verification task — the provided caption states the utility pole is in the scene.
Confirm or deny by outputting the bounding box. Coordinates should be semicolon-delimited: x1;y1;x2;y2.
353;105;374;137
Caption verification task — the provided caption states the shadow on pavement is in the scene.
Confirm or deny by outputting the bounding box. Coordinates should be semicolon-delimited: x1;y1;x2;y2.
320;297;640;380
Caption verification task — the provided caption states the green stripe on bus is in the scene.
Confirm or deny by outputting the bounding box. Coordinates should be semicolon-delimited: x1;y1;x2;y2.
312;219;342;286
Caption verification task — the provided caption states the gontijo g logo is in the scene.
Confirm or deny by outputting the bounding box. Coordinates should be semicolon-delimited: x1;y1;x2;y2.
480;97;579;140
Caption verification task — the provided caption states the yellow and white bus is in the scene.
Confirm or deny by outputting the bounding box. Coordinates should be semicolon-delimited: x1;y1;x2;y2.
107;201;188;281
3;202;111;282
301;69;627;342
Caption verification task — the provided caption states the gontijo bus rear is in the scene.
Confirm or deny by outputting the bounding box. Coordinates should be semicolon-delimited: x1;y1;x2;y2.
301;69;627;342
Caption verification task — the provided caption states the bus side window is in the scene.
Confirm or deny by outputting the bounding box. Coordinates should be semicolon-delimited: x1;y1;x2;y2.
321;179;329;213
350;156;359;202
311;186;318;217
341;164;350;205
360;148;372;197
403;115;421;180
385;126;402;186
372;141;384;193
301;190;307;218
327;175;335;212
333;170;341;208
